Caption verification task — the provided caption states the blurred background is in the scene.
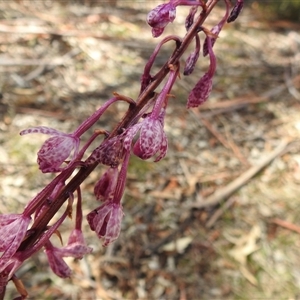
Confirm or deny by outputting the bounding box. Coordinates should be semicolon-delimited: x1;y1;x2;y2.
1;0;300;299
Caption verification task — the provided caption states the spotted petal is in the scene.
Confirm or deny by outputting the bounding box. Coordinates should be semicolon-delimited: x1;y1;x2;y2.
133;118;165;160
37;135;79;173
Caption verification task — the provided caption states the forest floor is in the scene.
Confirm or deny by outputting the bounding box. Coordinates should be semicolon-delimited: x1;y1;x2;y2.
1;1;300;299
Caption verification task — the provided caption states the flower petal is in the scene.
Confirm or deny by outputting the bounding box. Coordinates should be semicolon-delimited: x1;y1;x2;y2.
45;247;72;278
147;3;176;37
37;135;79;173
123;123;142;151
94;167;118;201
133;118;163;160
87;202;123;246
0;214;31;273
103;204;124;246
154;130;168;162
20;126;66;136
0;214;31;252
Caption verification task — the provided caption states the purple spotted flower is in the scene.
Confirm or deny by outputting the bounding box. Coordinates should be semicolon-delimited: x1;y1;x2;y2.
0;213;31;273
132;110;167;161
87;151;130;246
187;35;216;108
124;109;168;162
87;201;124;247
147;0;203;37
44;241;72;278
124;66;178;161
20;127;80;173
20;95;134;173
44;229;92;278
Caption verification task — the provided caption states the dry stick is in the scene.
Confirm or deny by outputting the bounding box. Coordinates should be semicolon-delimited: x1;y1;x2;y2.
271;218;300;235
206;196;236;228
190;139;290;209
198;115;231;150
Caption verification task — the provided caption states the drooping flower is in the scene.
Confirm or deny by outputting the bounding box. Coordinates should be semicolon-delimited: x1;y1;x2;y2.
147;2;176;37
184;34;200;76
20;126;80;173
85;135;125;168
87;150;130;246
147;0;203;37
44;227;92;277
20;95;135;173
125;66;178;162
187;35;216;108
44;241;72;278
187;73;213;108
124;109;168;162
227;0;244;23
87;201;124;247
57;229;92;260
133;113;168;162
185;5;198;31
0;213;31;273
94;167;118;201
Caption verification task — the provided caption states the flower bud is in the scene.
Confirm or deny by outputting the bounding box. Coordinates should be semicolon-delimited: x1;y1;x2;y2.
44;242;72;278
87;202;123;247
147;3;176;37
184;35;200;76
185;5;198;31
187;72;213;108
133;117;168;161
227;0;244;23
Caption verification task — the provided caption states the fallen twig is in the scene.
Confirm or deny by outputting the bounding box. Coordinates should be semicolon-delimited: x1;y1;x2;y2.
193;111;250;166
190;139;290;209
271;218;300;235
206;196;236;228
